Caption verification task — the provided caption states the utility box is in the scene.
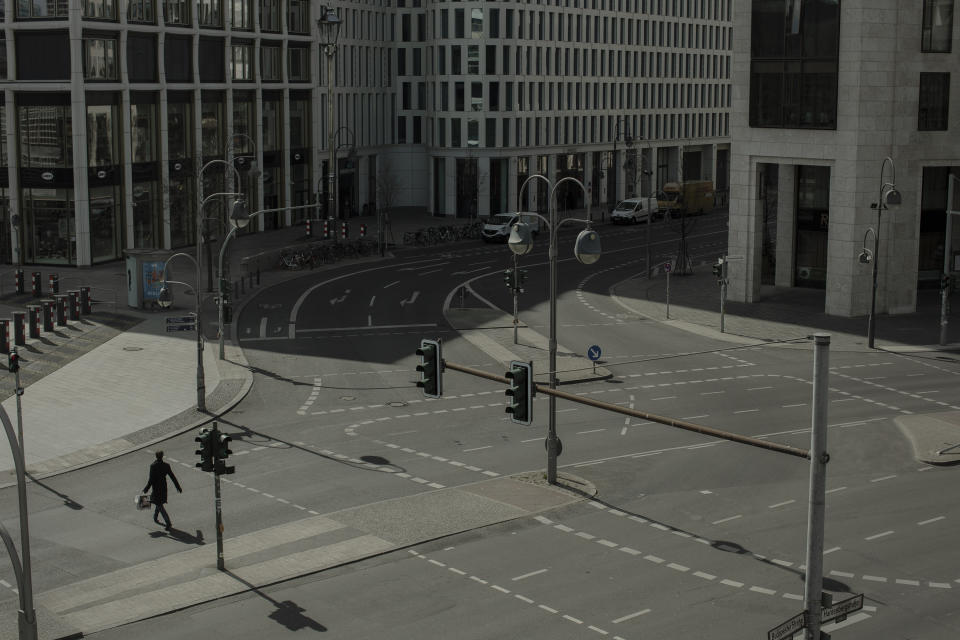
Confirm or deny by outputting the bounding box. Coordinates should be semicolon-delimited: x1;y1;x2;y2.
124;249;174;309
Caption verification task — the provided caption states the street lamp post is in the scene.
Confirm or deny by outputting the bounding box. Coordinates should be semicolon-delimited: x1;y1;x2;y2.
318;7;342;224
509;175;602;485
1;406;37;640
216;202;320;359
334;126;356;221
866;157;901;349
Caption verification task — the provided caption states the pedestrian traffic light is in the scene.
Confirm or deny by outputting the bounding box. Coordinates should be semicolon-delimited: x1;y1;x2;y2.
214;428;235;475
195;427;214;472
7;348;18;373
416;338;443;398
505;360;533;425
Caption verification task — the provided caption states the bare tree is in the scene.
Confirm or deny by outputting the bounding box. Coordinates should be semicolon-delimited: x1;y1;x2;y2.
375;159;402;255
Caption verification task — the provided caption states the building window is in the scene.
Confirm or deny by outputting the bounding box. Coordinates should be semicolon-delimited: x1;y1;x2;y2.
198;0;221;27
18;102;72;168
231;42;254;81
749;0;840;129
86;102;119;167
127;34;157;82
260;0;280;32
84;37;119;80
164;35;192;82
198;37;225;83
261;44;281;81
467;45;479;74
16;0;70;18
82;0;117;20
471;8;483;38
127;0;155;23
922;0;954;53
164;0;191;25
918;72;950;130
232;0;253;29
288;0;309;33
130;100;157;163
288;45;310;81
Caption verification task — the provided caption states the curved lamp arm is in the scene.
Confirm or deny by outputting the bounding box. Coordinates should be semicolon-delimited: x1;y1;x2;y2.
517;173;551;212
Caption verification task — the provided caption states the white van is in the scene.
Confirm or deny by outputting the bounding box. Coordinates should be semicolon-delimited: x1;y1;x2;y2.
481;211;542;242
611;198;659;224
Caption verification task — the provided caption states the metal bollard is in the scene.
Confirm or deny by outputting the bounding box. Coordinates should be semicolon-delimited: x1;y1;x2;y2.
42;301;55;332
55;294;68;326
67;290;80;320
14;269;24;294
27;305;41;339
0;320;8;353
80;286;92;314
49;273;60;294
12;311;25;346
31;271;42;297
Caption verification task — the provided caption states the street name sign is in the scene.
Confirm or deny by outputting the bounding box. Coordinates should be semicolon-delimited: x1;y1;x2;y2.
820;593;863;625
664;262;672;273
166;324;195;332
166;316;196;324
768;611;806;640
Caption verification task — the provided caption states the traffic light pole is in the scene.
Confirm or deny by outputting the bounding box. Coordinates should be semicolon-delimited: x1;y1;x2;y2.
512;254;519;345
0;407;37;640
211;421;226;571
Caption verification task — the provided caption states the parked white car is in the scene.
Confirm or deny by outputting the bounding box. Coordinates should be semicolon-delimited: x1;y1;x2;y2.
610;198;659;224
481;212;541;242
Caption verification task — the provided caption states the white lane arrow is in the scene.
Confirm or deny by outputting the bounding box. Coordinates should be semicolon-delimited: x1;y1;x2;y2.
400;291;420;307
329;289;351;305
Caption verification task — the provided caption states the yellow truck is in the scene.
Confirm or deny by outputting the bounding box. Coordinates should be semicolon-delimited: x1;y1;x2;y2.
657;181;715;216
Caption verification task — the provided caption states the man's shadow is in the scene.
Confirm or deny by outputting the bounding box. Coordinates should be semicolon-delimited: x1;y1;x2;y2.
148;527;206;545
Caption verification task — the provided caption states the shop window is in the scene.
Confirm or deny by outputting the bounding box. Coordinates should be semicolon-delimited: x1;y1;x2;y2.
289;95;309;148
130;101;157;163
918;72;950;131
262;98;281;152
22;190;76;265
166;98;192;159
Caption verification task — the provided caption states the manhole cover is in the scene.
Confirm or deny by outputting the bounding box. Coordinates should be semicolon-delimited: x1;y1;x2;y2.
122;346;143;351
388;401;407;407
340;395;356;401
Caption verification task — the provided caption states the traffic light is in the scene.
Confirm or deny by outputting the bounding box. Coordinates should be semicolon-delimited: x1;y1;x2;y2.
223;302;233;324
712;257;727;283
505;360;534;425
214;428;235;475
942;273;951;292
8;348;18;373
195;427;214;472
504;268;514;288
416;338;443;398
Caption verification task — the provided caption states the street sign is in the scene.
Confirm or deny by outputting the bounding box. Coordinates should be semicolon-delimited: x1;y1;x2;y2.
664;262;672;273
768;611;806;640
821;593;863;624
166;316;196;324
587;345;602;361
166;324;195;332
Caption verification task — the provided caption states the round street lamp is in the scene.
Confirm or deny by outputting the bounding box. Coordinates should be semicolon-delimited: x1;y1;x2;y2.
157;285;172;308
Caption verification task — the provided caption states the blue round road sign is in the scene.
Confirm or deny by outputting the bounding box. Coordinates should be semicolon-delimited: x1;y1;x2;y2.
587;345;602;361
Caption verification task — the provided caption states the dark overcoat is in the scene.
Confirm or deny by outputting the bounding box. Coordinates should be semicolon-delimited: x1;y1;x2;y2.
143;460;182;505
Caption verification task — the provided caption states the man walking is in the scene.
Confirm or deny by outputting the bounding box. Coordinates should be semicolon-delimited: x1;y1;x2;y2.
143;450;182;529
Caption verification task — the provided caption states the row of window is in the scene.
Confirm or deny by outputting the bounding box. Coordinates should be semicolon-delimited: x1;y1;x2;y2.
403;44;730;81
399;111;729;148
409;80;730;114
407;6;730;50
402;0;731;22
17;0;312;33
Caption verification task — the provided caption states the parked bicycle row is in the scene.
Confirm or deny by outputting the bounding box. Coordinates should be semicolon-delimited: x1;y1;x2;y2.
279;238;380;270
402;221;483;247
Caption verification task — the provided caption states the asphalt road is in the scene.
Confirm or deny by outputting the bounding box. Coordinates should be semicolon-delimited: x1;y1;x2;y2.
2;210;959;639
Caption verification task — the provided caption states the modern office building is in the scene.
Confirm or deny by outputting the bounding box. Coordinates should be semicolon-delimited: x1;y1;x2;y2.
0;0;732;267
729;0;960;317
